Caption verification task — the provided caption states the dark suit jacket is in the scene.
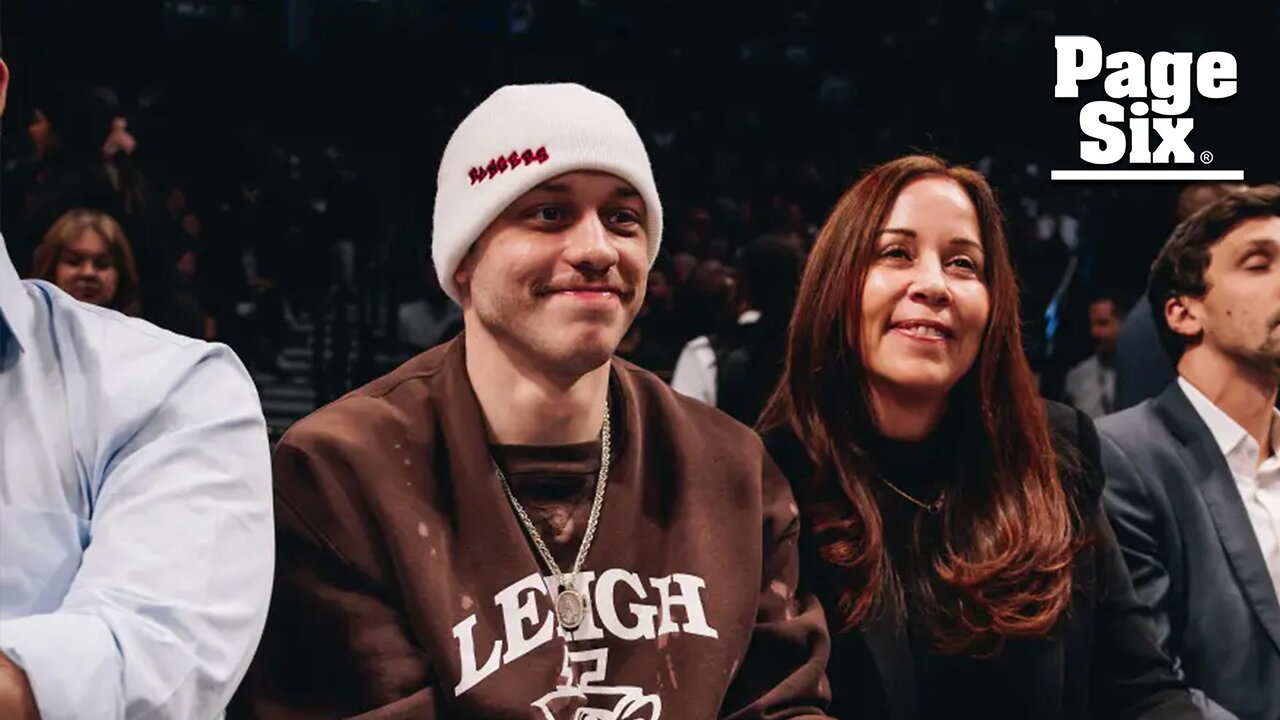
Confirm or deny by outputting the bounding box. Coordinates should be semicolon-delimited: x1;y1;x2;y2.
1100;382;1280;720
767;401;1199;720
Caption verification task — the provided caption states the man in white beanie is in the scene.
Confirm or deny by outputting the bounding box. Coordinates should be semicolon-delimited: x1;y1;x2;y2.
238;83;832;719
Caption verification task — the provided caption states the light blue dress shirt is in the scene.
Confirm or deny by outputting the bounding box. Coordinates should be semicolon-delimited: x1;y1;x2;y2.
0;234;274;720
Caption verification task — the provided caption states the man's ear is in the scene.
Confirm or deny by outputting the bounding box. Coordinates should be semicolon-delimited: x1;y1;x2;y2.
1165;294;1204;341
453;251;475;307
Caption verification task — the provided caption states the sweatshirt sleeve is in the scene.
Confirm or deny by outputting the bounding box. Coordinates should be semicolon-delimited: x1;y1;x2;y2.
232;433;440;720
718;451;834;720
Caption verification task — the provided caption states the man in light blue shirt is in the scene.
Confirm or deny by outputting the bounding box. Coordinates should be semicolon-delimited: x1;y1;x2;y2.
0;59;274;720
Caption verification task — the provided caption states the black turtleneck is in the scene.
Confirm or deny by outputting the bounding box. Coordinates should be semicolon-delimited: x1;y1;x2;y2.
864;423;953;520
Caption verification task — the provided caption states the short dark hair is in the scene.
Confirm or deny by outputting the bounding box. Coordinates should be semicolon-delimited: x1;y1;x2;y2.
1086;291;1121;316
1148;185;1280;362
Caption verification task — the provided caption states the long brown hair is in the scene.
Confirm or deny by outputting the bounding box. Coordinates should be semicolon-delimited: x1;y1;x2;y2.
32;208;142;316
759;155;1078;655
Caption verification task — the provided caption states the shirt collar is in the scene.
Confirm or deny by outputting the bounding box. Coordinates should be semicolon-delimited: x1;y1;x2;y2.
0;233;34;357
1178;375;1280;470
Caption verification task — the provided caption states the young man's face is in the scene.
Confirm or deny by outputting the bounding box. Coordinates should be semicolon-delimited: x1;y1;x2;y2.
457;170;649;376
1184;216;1280;372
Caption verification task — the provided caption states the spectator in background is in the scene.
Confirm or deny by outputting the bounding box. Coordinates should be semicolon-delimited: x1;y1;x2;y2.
1101;185;1280;719
615;312;678;379
0;110;54;237
30;208;142;315
396;253;462;351
615;255;677;376
717;235;804;425
27;109;54;159
628;251;682;361
7;87;121;276
672;249;697;284
1114;182;1247;411
102;115;137;160
642;252;678;330
1062;292;1123;418
13;85;205;338
616;252;681;378
670;234;802;422
672;257;735;347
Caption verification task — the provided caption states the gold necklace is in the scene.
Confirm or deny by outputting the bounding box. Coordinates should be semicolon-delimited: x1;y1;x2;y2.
879;475;945;514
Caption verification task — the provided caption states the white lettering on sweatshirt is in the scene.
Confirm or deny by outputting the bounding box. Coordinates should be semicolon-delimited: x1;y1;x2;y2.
452;569;717;696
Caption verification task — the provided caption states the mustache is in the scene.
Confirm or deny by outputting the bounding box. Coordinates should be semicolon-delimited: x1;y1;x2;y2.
533;275;636;299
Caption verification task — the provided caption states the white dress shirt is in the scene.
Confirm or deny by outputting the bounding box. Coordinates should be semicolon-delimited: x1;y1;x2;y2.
670;309;760;406
1064;353;1116;419
0;234;274;720
1179;376;1280;601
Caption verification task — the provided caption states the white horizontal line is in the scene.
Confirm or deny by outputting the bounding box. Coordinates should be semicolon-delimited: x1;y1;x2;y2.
1051;170;1245;181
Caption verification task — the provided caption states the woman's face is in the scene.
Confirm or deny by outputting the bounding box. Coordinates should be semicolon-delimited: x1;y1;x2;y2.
55;228;120;307
857;176;990;404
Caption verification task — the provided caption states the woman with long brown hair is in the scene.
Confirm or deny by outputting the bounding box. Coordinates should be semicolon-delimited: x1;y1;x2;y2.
760;155;1200;719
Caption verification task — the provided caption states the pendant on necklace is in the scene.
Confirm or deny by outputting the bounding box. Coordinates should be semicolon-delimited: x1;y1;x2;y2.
555;587;587;631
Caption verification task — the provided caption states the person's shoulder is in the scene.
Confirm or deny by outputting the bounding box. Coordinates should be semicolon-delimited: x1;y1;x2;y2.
42;280;245;383
1044;399;1087;438
280;342;453;455
31;283;266;446
758;424;815;487
674;334;714;364
1095;397;1162;441
1064;354;1098;381
43;279;192;343
1043;400;1106;512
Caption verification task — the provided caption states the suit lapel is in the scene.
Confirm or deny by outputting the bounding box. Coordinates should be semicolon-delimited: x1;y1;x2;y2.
1156;384;1280;654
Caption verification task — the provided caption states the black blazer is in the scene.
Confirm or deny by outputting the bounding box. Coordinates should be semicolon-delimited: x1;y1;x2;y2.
1100;382;1280;720
766;401;1200;720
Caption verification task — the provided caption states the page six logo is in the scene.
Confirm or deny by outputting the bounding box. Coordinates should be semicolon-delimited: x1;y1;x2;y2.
1051;36;1243;181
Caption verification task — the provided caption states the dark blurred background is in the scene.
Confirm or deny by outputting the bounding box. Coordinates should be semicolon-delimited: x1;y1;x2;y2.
3;0;1278;440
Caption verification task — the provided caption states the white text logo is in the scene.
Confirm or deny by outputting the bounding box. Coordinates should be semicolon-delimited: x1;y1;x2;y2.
1051;36;1243;181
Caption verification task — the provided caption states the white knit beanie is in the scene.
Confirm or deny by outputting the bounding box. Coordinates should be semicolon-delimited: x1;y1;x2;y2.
432;83;663;304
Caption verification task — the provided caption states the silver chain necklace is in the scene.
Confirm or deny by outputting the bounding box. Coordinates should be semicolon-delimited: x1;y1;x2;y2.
493;397;611;632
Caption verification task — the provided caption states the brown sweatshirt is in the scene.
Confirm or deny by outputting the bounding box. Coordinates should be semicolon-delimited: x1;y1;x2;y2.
236;336;832;719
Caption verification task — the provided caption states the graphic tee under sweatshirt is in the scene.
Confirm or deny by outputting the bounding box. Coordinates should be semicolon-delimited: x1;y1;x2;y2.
236;336;833;719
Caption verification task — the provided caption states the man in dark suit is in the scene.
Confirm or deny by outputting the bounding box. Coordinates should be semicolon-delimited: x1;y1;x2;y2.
1100;185;1280;720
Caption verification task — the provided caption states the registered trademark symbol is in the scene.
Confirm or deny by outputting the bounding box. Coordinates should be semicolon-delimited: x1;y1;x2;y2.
1200;151;1214;164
